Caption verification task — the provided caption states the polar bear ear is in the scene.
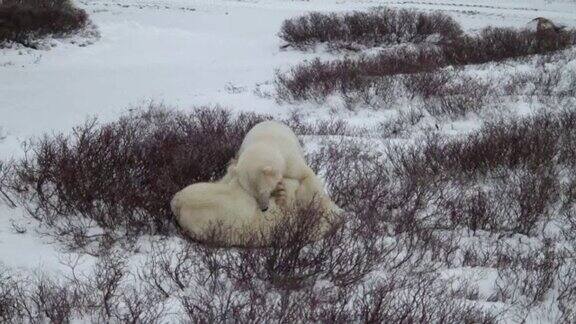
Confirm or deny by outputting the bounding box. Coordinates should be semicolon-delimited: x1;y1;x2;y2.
261;166;275;176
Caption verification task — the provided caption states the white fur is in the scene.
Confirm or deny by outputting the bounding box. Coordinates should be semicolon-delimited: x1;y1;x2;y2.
171;174;340;246
171;120;343;246
235;120;330;211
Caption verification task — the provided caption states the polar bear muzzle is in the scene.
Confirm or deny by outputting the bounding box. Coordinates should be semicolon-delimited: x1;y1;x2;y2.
256;194;271;212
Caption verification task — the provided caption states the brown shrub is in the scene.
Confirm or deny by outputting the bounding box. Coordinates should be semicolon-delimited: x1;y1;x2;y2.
406;111;565;177
402;69;455;99
423;74;491;117
0;0;88;47
276;45;444;103
506;61;576;103
4;107;576;322
10;106;269;246
7;105;358;250
0;253;169;323
492;242;560;309
376;108;576;235
279;8;463;50
276;25;576;105
140;237;491;323
444;27;576;65
379;107;425;138
0;161;16;208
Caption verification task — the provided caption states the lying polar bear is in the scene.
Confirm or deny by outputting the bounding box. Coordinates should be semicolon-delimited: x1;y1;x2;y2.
235;120;329;212
171;164;341;246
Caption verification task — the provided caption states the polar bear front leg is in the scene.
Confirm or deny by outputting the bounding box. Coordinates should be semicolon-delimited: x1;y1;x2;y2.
271;180;287;207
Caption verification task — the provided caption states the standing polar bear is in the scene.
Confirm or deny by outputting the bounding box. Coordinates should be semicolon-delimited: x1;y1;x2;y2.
235;120;329;212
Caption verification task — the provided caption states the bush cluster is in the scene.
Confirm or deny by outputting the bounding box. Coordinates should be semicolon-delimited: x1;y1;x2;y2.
6;106;356;250
276;10;576;106
0;0;88;47
276;45;444;103
2;106;576;321
444;26;575;65
8;107;268;247
6;105;576;242
279;8;463;50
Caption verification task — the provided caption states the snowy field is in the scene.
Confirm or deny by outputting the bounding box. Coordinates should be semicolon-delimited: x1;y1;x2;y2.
2;0;575;144
1;0;576;322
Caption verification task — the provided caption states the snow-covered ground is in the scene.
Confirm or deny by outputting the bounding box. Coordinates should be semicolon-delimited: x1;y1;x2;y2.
1;0;576;322
2;0;575;148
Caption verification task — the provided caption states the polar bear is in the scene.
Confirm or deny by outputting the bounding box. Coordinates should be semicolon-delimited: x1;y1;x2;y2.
170;170;339;246
235;120;330;212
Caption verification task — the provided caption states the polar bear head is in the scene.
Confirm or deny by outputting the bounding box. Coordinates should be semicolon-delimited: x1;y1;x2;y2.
231;161;282;212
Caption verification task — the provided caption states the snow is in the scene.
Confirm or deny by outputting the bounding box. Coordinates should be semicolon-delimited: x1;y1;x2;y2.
1;0;574;149
0;205;62;271
1;0;576;321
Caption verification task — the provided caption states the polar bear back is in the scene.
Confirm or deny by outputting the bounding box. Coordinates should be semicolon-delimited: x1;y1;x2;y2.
239;121;304;156
171;177;304;245
239;121;311;181
171;181;260;240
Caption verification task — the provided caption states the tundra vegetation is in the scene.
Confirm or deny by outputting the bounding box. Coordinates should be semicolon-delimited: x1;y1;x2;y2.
0;0;90;48
1;7;576;323
276;8;576;112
